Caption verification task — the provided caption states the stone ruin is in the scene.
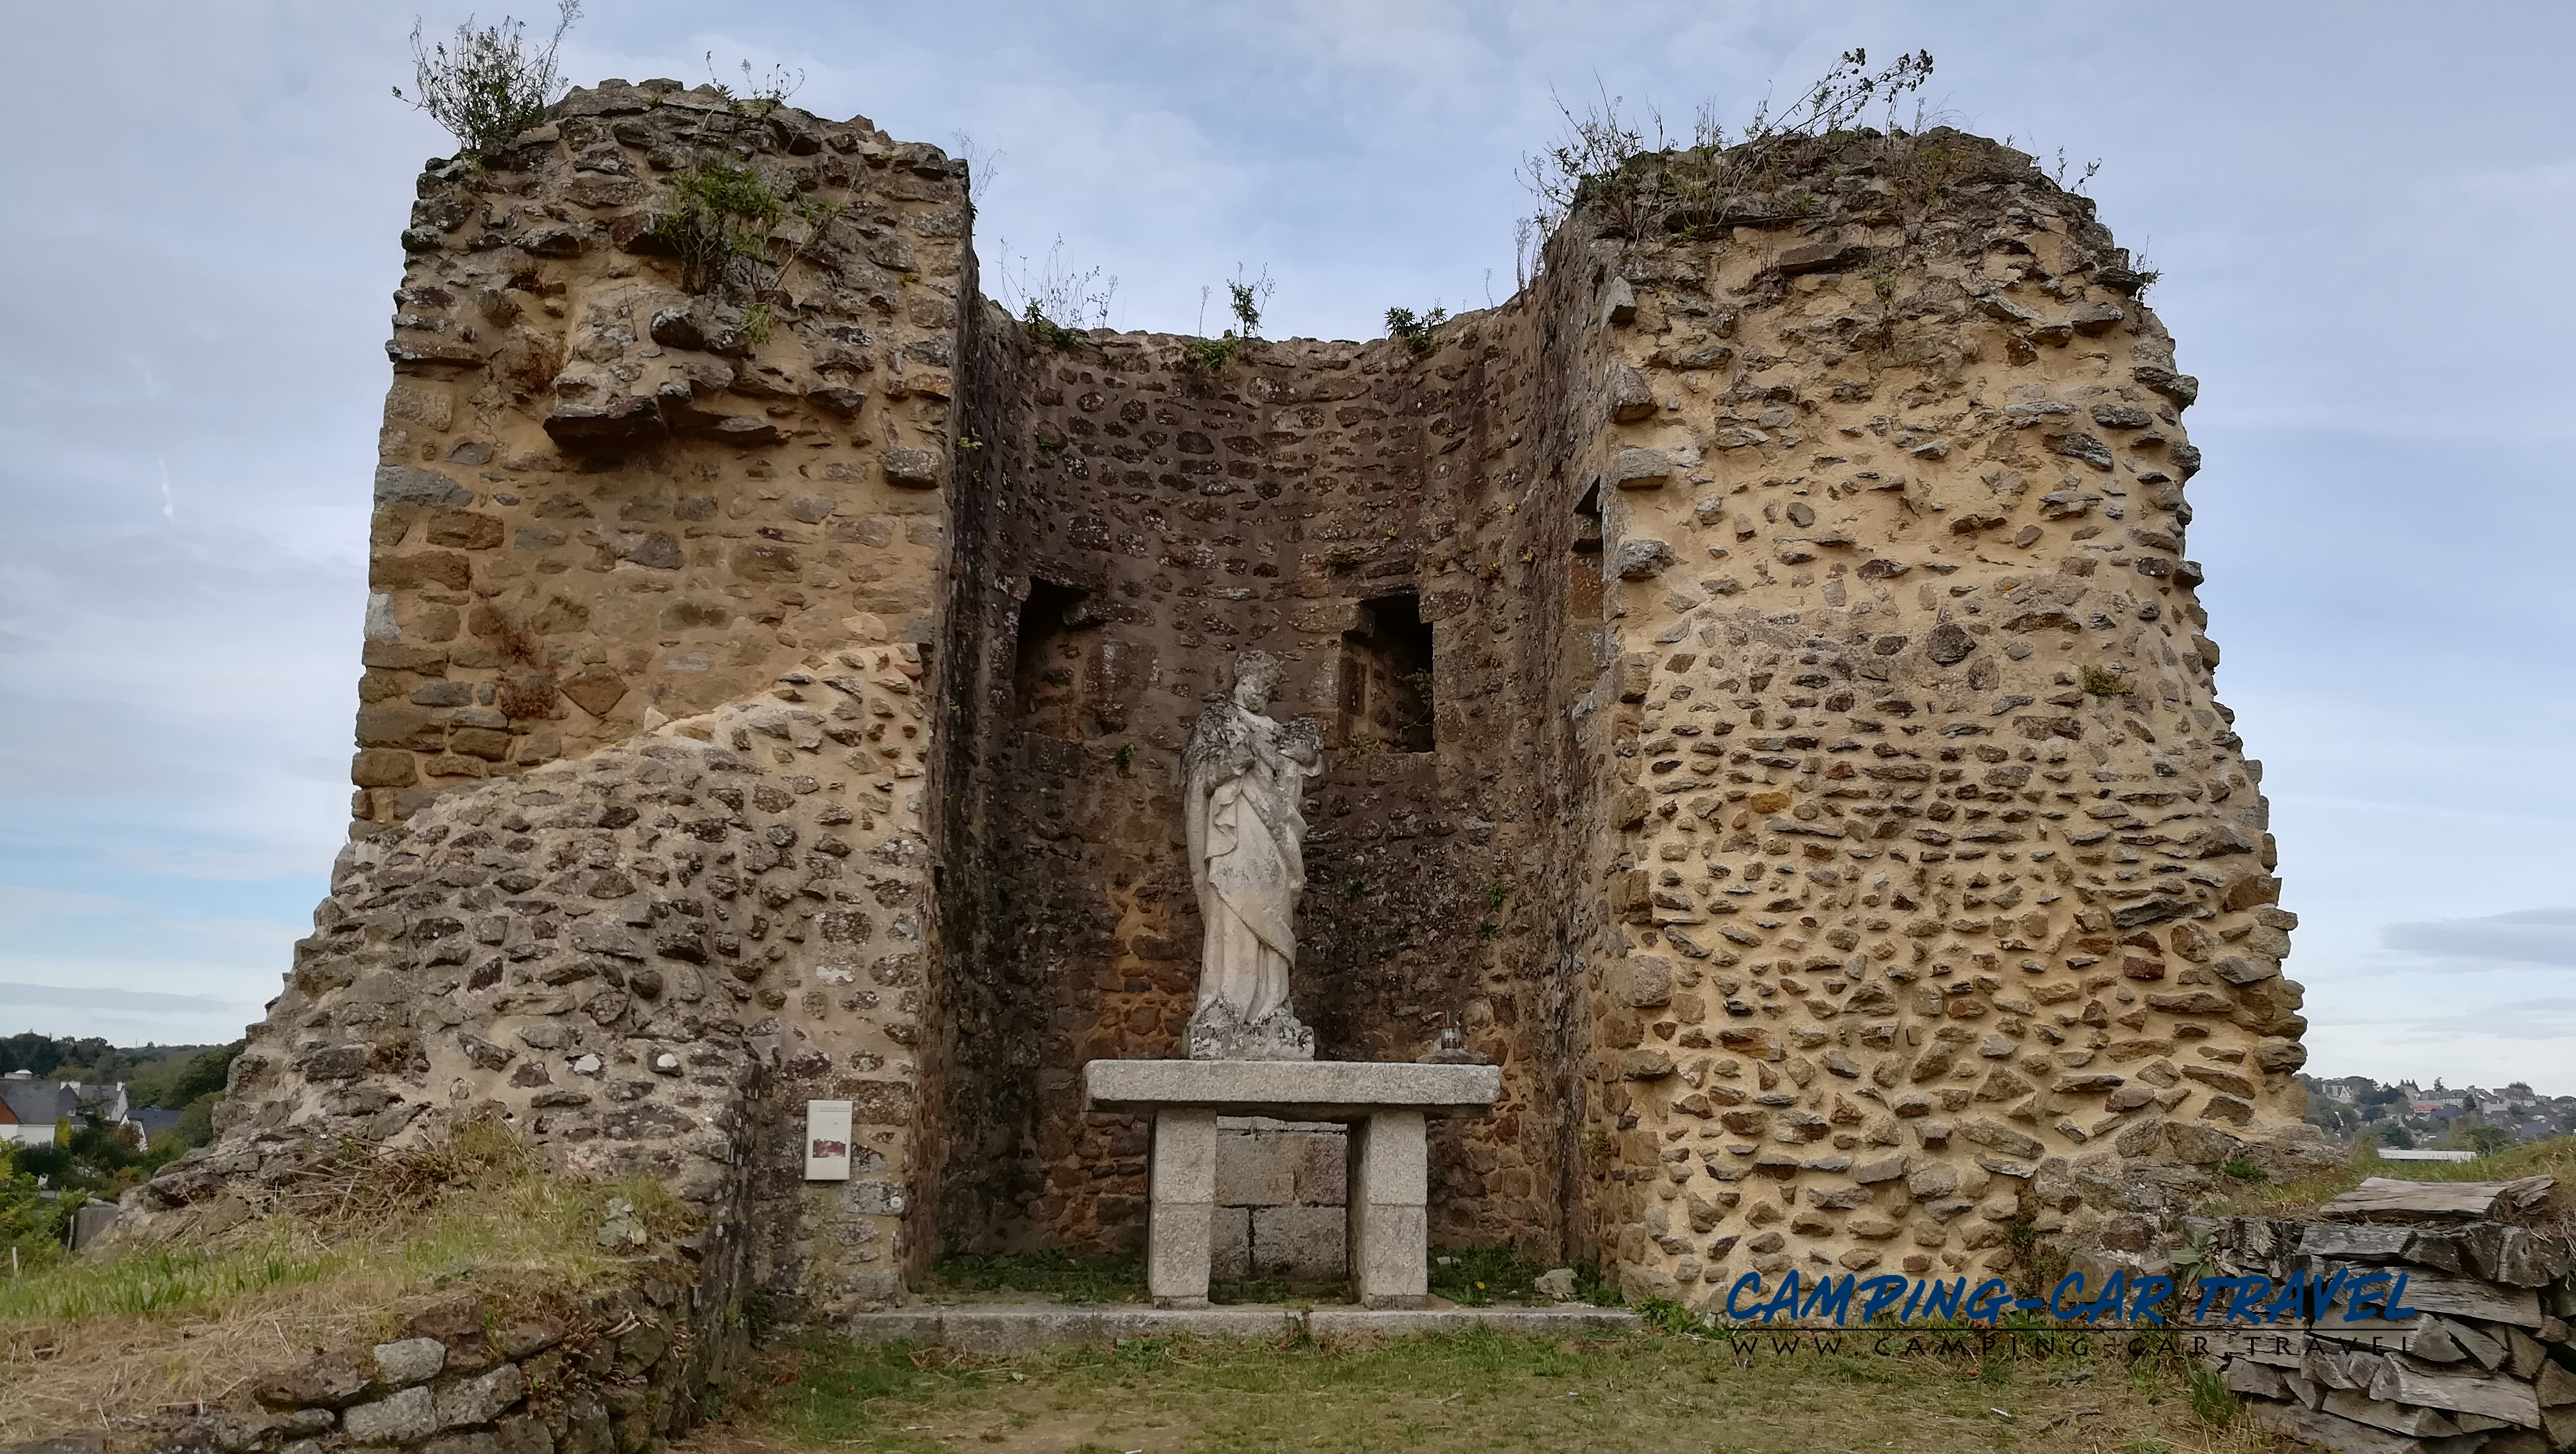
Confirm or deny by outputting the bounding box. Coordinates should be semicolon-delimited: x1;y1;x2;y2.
110;78;2332;1317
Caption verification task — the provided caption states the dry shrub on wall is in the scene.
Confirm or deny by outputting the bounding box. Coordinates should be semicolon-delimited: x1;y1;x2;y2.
0;1118;694;1444
394;1;585;159
1516;47;1940;249
497;671;562;721
471;602;564;722
493;328;569;404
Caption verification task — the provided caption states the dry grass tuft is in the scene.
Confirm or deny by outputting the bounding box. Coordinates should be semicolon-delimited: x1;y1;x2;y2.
2205;1134;2576;1232
0;1119;693;1444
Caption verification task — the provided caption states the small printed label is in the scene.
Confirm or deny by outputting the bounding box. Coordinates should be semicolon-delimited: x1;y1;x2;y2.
805;1100;854;1181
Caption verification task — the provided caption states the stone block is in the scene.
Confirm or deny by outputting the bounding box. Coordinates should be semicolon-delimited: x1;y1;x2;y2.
1349;1111;1428;1208
434;1364;525;1429
1292;1131;1348;1203
2397;1269;2544;1329
2249;1399;2435;1454
372;1337;447;1388
375;466;473;508
1607;447;1672;489
1250;1205;1346;1280
1150;1109;1218;1205
1306;1306;1643;1344
1349;1200;1428;1308
2321;1389;2463;1438
1147;1108;1217;1307
1146;1201;1213;1308
1347;1111;1430;1309
2300;1223;2414;1262
2368;1355;2542;1427
344;1386;438;1446
1210;1206;1251;1281
1215;1130;1298;1207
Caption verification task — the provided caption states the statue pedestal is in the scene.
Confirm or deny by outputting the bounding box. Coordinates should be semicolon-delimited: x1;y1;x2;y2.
1083;1059;1502;1309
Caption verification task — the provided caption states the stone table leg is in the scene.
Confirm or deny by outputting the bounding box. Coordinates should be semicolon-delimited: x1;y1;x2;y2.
1346;1110;1429;1309
1148;1107;1217;1308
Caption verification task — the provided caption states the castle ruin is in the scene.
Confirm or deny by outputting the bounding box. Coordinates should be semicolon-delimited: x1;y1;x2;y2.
115;79;2330;1314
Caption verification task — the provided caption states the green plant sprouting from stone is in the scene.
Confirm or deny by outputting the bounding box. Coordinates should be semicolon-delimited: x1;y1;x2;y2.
1227;265;1274;338
2079;664;2133;696
1182;335;1241;373
393;0;584;158
704;52;804;117
1385;306;1448;354
652;163;786;294
1022;301;1087;351
650;163;843;305
1178;265;1272;372
998;236;1117;352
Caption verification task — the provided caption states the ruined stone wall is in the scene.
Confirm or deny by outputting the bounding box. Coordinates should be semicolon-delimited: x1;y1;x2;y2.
123;80;975;1314
125;99;2322;1309
935;275;1613;1261
1566;129;2326;1302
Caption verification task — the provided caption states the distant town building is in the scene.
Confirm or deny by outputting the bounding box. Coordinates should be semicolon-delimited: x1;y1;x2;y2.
0;1072;73;1146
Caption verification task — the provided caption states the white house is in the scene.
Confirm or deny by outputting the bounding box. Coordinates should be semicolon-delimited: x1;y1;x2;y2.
0;1072;72;1147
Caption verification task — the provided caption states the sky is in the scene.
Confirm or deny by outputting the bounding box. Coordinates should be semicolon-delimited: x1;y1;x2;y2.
2;1;2571;1089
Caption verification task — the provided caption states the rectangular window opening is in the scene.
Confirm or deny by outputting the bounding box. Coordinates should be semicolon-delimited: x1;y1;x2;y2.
1339;592;1435;753
1013;580;1091;740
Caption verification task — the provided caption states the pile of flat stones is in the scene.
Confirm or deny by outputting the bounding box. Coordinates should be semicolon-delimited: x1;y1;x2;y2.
5;1281;727;1454
2192;1177;2576;1454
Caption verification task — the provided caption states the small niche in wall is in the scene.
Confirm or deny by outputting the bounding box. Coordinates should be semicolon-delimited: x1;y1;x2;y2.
1339;593;1435;753
1573;481;1604;554
1013;580;1092;741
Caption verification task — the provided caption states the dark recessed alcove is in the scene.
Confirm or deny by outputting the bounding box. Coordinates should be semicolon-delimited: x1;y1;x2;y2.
1338;592;1435;753
1012;581;1091;740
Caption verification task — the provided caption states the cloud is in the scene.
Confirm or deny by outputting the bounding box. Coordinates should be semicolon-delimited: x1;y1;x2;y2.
2402;998;2576;1042
0;885;131;923
0;981;242;1013
2379;909;2576;969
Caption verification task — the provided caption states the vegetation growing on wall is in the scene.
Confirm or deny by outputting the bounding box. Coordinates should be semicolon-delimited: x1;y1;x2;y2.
393;1;584;158
1384;305;1447;354
1517;47;1936;245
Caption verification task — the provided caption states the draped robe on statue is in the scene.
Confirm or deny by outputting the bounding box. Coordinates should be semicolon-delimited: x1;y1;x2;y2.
1182;688;1321;1059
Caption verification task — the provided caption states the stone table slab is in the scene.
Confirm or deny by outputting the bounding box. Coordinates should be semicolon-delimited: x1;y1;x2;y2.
847;1303;1640;1353
1084;1059;1501;1119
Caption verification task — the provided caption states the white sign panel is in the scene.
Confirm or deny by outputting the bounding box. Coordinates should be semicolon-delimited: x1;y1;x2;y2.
804;1099;853;1181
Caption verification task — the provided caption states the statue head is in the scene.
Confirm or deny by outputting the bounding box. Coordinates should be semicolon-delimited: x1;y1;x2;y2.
1228;650;1283;711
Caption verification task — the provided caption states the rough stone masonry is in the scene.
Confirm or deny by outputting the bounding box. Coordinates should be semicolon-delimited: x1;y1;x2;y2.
113;79;2329;1313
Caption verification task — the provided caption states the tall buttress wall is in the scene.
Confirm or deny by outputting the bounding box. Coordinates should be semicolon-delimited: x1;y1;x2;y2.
115;80;974;1316
118;101;2325;1309
1565;129;2325;1300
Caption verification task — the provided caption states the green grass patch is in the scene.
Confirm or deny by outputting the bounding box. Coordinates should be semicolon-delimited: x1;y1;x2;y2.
735;1321;2281;1454
0;1118;695;1444
2207;1133;2576;1229
921;1249;1146;1305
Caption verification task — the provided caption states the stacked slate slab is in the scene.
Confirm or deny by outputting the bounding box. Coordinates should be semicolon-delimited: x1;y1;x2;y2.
2188;1177;2575;1454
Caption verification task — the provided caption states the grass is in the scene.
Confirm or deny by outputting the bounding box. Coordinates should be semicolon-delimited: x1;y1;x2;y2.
2201;1133;2576;1231
1426;1244;1618;1308
701;1321;2279;1454
1180;335;1241;373
923;1250;1146;1305
0;1118;692;1444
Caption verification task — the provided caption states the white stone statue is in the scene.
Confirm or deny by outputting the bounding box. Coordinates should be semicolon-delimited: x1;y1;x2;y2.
1182;651;1322;1061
